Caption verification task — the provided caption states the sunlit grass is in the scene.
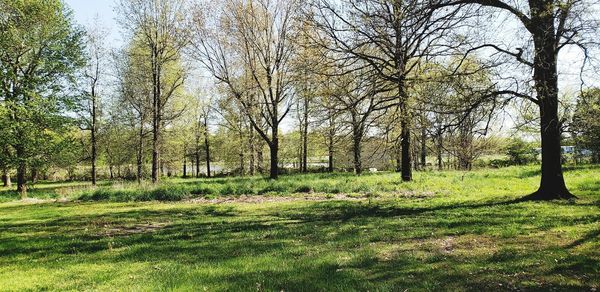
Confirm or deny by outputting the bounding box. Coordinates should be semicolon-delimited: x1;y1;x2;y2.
0;165;598;290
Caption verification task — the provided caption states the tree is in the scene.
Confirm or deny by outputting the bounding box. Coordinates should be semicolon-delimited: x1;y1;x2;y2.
191;0;301;179
0;0;85;197
310;0;468;181
117;0;190;183
433;0;599;199
571;88;600;163
327;66;389;175
113;46;152;183
81;19;109;186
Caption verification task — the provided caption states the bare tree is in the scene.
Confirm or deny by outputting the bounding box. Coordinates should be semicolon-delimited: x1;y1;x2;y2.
82;19;109;186
190;0;301;179
310;0;470;181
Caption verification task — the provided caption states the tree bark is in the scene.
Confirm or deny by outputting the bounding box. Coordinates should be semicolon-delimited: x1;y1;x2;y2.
183;153;187;178
151;45;161;184
437;133;443;171
352;122;363;175
136;122;144;184
400;118;412;181
2;169;10;188
269;136;279;179
328;138;334;173
204;119;211;178
525;2;574;200
420;125;427;168
16;145;26;198
257;148;264;174
91;85;98;186
249;127;256;176
301;99;309;173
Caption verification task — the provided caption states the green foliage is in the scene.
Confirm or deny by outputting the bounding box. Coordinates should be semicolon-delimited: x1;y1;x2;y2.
572;88;600;161
506;138;538;165
0;0;85;185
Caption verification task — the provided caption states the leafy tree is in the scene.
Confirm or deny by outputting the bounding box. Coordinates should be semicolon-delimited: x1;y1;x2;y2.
571;88;600;163
0;0;85;197
117;0;190;183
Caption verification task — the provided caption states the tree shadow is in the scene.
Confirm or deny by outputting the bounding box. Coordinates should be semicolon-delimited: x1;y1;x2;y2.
1;197;599;290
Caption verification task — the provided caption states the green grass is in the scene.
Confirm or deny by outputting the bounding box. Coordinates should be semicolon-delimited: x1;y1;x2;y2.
0;165;599;290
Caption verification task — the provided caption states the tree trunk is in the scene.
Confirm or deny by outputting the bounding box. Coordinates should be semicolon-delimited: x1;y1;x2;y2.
31;168;38;184
151;47;161;184
2;169;11;188
302;106;309;173
437;134;443;171
400;118;412;181
269;138;279;179
257;148;264;174
249;127;256;176
194;147;200;178
525;6;574;200
204;122;211;178
91;87;98;186
328;139;334;173
420;125;427;168
352;124;362;175
183;154;187;178
137;123;144;184
16;144;26;198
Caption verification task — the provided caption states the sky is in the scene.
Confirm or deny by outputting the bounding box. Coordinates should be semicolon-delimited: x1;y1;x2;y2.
64;0;593;137
64;0;122;46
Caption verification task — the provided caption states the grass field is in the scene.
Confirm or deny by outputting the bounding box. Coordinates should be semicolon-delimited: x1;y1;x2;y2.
0;165;599;291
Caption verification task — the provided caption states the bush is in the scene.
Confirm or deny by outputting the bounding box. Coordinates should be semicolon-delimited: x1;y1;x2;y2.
81;185;190;202
506;138;538;165
150;185;190;201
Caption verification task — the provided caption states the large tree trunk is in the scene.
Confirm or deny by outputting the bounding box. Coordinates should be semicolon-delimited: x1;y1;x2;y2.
526;4;574;200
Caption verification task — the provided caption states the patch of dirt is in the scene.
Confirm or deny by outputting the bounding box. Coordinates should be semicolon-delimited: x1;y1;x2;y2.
100;222;170;237
187;193;365;204
19;197;70;204
391;190;437;199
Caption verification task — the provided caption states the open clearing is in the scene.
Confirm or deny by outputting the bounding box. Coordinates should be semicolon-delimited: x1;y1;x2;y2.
0;166;599;291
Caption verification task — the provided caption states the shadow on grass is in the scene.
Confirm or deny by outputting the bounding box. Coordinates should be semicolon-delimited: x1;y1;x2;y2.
0;197;598;290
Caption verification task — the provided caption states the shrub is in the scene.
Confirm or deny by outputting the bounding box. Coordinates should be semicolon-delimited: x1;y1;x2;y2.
294;185;313;193
506;138;538;165
150;185;190;201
